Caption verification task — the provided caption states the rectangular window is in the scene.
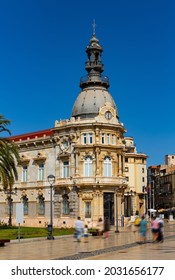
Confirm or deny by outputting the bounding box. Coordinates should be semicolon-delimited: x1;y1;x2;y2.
38;163;44;180
112;134;115;145
107;133;110;144
85;202;91;218
22;166;28;182
142;177;145;182
142;168;144;173
63;161;69;178
125;167;129;172
83;133;87;144
89;133;93;144
82;133;93;144
101;133;105;144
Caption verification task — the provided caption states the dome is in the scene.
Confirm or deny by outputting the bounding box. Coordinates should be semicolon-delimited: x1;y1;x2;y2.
71;32;119;120
72;86;118;119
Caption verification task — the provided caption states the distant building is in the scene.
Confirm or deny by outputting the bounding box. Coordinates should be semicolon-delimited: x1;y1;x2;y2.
148;155;175;217
165;154;175;166
124;137;147;216
0;31;147;227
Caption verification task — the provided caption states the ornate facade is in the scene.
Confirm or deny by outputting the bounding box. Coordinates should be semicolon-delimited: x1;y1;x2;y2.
0;31;147;227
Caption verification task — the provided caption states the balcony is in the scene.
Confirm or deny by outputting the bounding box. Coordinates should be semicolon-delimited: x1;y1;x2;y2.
80;75;109;88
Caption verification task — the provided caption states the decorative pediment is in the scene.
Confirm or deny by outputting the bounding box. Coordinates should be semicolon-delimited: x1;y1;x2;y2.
19;155;30;164
82;192;93;200
33;152;46;162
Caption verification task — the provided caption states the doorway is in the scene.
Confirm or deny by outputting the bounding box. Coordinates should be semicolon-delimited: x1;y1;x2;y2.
104;193;114;225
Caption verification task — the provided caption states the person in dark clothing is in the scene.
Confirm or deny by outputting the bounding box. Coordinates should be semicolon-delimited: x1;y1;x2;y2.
103;217;110;238
157;217;164;242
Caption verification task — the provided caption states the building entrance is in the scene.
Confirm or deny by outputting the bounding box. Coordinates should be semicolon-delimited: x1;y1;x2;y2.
104;193;114;225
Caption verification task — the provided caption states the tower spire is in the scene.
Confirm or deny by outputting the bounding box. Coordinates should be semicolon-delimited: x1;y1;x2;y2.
92;19;96;36
79;23;109;89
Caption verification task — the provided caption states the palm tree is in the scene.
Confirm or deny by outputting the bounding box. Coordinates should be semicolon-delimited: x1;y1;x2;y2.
0;114;20;226
0;114;11;135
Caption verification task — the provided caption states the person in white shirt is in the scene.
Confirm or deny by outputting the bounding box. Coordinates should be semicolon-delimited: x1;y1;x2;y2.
83;224;89;242
75;216;83;242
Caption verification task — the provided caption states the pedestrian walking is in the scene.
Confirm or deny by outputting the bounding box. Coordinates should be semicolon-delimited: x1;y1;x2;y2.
97;218;103;238
151;216;159;242
83;224;89;242
75;216;83;242
157;216;164;242
139;215;147;243
103;217;110;238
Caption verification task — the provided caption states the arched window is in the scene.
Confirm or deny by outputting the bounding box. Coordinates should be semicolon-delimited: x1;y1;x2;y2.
38;195;45;216
62;194;70;215
22;195;28;215
103;156;112;177
84;156;93;177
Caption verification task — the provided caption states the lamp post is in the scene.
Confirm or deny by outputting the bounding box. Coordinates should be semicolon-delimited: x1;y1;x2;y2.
115;191;119;233
3;187;17;226
47;174;55;240
121;193;125;227
125;190;136;217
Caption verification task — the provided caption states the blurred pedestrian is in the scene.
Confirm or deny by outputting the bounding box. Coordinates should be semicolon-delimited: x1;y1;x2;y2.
75;216;83;242
97;218;104;238
157;216;164;243
83;224;89;242
151;216;159;242
103;217;110;238
139;215;147;243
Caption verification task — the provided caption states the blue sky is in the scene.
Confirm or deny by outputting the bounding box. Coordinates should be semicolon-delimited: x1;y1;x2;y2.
0;0;174;167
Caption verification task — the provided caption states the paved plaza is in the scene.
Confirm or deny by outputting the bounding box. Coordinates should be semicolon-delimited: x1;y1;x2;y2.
0;222;175;260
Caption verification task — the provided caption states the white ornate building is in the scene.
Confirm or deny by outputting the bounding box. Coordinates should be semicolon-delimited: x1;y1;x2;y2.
0;31;147;227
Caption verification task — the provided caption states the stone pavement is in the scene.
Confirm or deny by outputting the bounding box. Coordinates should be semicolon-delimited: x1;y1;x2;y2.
0;222;175;260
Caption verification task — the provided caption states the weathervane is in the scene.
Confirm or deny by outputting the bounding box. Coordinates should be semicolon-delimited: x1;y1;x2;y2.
92;19;96;35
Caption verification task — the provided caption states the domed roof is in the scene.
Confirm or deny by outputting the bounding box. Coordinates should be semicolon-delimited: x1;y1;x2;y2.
72;86;118;119
71;32;119;120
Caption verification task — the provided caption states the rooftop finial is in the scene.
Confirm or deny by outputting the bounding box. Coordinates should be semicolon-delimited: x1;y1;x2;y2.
92;19;96;36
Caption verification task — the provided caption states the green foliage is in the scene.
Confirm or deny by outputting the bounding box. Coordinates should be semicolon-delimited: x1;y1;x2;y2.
0;114;20;189
0;226;75;240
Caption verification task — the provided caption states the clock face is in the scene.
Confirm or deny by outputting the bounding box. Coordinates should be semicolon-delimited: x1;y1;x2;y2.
105;111;112;120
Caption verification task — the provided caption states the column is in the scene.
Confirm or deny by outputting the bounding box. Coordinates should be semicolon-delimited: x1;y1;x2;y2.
118;154;122;176
75;151;79;176
95;148;100;176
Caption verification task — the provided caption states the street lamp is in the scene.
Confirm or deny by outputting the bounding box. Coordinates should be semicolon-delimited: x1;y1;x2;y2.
115;191;119;233
47;174;55;240
3;187;17;226
125;190;136;216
